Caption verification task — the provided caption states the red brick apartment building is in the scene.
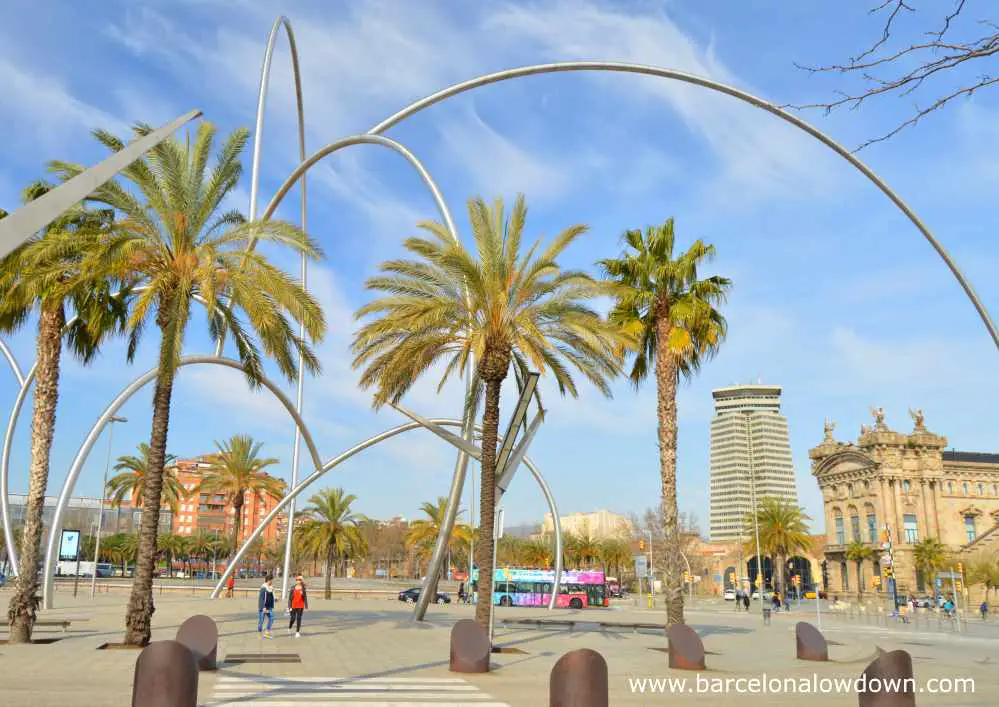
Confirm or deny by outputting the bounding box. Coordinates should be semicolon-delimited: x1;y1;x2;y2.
172;457;285;546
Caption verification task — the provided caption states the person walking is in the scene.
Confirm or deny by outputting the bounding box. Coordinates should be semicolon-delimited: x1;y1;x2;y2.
226;573;236;599
458;581;466;605
742;592;750;612
257;574;275;639
288;575;308;637
980;600;989;621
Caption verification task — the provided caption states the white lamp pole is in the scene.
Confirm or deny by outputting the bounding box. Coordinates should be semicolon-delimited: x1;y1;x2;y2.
91;415;126;598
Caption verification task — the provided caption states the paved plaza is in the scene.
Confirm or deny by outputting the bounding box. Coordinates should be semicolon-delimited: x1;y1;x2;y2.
0;588;996;705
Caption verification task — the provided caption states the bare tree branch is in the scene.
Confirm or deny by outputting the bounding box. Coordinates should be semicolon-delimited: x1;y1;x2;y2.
792;1;998;149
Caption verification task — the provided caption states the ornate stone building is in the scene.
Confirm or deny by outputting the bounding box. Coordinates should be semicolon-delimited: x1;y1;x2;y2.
810;408;999;596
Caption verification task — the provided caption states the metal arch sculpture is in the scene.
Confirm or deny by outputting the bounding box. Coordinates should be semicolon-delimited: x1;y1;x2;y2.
213;418;564;611
366;61;999;351
227;15;312;602
40;355;324;609
0;339;26;388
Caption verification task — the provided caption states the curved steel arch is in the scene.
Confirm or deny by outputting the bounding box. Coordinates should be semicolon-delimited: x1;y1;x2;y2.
41;355;324;609
366;61;999;352
0;339;25;388
2;292;222;578
231;15;312;601
0;362;35;575
213;418;563;610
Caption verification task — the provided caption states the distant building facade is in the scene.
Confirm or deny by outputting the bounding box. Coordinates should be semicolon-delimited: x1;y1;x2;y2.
542;509;632;539
172;457;285;546
5;493;172;540
709;385;799;541
811;408;999;597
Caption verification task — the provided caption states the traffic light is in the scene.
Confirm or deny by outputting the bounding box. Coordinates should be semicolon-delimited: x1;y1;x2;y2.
956;562;964;575
683;571;691;583
884;566;894;578
871;576;881;589
639;540;645;551
821;560;829;588
727;571;736;584
792;575;800;586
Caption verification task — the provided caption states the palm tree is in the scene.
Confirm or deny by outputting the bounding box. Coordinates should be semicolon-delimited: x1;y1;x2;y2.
352;194;625;627
743;498;812;596
520;537;553;569
107;444;184;514
196;435;284;556
1;183;128;642
600;538;632;579
966;554;999;605
912;537;948;588
405;497;472;579
598;219;730;626
156;534;188;577
298;488;365;599
52;122;326;645
104;533;139;577
565;529;602;569
845;539;874;602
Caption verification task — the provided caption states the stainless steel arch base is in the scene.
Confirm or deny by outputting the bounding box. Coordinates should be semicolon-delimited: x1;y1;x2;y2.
214;419;564;612
40;355;324;610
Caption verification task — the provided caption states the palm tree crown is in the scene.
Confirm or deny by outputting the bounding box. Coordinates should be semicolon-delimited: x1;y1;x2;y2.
743;497;812;592
107;443;184;514
197;435;284;552
352;194;626;626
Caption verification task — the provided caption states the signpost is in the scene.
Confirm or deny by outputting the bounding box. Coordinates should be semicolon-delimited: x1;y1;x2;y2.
487;507;505;646
58;530;82;597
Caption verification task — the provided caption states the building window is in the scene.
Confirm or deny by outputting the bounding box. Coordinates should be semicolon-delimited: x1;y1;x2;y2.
903;514;918;543
847;483;854;497
948;481;955;494
867;513;877;543
976;482;984;496
965;515;977;543
850;515;861;542
962;482;969;495
840;562;849;591
835;516;845;545
902;480;911;493
994;483;998;496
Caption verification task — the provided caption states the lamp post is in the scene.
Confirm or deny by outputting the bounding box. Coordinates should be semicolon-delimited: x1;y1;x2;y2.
91;415;126;598
745;411;765;622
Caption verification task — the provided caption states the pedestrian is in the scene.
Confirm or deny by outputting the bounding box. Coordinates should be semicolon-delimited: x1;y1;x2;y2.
471;579;478;605
772;591;781;612
980;600;988;621
226;573;236;599
742;592;750;612
288;574;308;637
458;581;466;604
257;574;275;638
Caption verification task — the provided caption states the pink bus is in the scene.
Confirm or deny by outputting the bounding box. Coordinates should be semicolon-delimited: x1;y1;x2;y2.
483;568;607;608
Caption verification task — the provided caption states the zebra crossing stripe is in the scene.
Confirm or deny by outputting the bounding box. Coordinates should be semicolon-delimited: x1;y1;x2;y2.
206;675;510;706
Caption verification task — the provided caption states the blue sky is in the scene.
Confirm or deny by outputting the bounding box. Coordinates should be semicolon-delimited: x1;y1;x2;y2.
2;0;998;535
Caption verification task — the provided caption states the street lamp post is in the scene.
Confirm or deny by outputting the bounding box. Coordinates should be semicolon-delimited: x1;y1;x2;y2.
745;412;765;622
91;415;126;598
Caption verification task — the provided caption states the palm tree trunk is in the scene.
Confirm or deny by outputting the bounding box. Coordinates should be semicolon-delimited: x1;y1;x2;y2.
654;311;684;627
325;545;333;600
123;317;178;646
7;304;65;643
230;496;244;562
474;369;505;628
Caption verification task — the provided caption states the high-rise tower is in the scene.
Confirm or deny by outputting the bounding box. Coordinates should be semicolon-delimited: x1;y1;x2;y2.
709;384;798;541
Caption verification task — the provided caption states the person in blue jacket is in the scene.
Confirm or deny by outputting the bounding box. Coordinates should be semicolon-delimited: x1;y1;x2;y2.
257;574;275;638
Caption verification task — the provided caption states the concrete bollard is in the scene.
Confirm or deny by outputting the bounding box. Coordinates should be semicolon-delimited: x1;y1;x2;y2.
175;614;218;671
131;640;199;707
449;619;490;673
549;649;608;707
858;649;915;707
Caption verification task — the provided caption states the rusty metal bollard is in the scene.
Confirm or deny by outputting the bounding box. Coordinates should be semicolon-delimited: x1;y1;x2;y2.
175;614;218;671
795;621;829;661
858;649;916;707
549;648;608;707
131;640;199;707
449;619;490;673
666;624;706;671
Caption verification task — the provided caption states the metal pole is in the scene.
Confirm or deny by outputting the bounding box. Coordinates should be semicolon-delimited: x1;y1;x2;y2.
468;461;475;602
816;579;822;630
746;412;765;621
488;507;503;647
91;415;126;598
648;530;654;607
72;534;81;598
951;566;961;632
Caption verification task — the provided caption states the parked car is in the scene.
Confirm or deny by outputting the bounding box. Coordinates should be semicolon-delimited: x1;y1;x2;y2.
398;587;450;605
723;590;737;601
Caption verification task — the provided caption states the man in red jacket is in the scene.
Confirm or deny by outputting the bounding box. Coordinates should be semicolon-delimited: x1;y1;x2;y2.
288;575;308;637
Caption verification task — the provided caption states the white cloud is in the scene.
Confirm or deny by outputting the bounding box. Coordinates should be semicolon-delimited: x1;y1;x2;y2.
0;58;124;151
484;1;836;202
829;327;955;388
